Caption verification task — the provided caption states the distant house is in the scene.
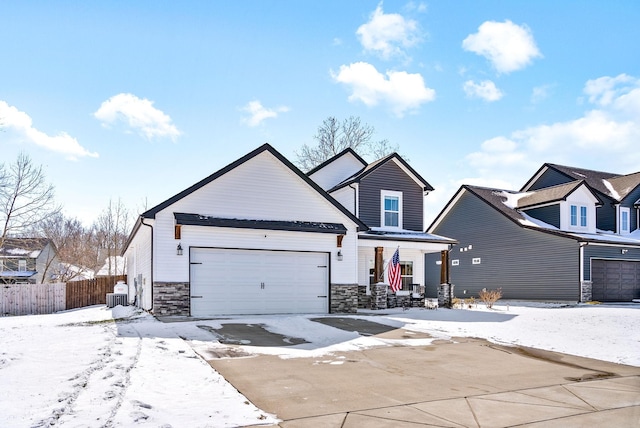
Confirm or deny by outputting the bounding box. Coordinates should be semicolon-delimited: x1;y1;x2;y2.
96;256;127;277
427;163;640;302
123;144;454;316
0;238;60;284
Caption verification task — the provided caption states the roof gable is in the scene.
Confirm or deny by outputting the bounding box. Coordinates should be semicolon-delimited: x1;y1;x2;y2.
0;238;53;258
517;181;603;209
329;153;434;193
605;171;640;202
306;147;367;176
307;148;369;191
138;143;367;229
522;163;640;203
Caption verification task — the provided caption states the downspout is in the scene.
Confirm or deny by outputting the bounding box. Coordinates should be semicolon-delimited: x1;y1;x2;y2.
141;218;153;311
579;241;588;302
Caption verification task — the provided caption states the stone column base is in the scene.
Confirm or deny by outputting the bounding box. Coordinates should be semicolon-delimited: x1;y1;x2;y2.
370;282;388;310
581;280;593;303
438;283;455;308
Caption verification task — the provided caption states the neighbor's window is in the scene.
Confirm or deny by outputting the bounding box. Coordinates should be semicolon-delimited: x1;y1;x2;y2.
580;206;587;227
381;190;402;228
570;204;588;228
18;260;27;271
621;208;630;233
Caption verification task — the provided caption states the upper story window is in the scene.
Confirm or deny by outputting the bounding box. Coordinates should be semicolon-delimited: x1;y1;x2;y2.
381;190;402;229
570;204;588;228
620;208;630;234
18;259;27;271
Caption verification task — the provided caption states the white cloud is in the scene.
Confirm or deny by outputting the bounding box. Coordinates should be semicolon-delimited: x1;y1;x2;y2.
0;101;98;161
531;84;552;104
463;80;503;101
464;74;640;189
94;93;181;140
241;100;290;127
331;62;435;117
356;3;422;60
583;73;639;107
462;20;542;73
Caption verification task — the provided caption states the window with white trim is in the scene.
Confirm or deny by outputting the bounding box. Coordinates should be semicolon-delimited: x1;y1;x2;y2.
18;259;27;272
620;207;630;234
570;204;588;228
381;190;402;228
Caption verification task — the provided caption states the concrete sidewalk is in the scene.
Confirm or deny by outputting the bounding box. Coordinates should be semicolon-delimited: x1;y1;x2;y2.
205;334;640;427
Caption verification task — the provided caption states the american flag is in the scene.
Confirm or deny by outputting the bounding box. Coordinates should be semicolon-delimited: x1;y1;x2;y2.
388;248;402;292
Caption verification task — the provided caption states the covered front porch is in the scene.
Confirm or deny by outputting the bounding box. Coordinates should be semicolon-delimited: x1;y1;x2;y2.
356;229;457;310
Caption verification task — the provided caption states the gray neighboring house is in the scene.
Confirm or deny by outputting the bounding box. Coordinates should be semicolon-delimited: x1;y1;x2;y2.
0;238;60;284
427;163;640;302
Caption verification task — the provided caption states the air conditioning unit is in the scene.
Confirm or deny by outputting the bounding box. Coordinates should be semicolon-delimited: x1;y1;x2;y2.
106;293;128;308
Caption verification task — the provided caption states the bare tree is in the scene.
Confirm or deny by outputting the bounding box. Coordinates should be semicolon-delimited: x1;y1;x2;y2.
295;116;400;172
94;198;131;276
38;213;98;281
0;153;61;247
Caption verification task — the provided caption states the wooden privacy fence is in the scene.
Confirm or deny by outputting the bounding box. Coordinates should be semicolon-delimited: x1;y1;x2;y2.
1;275;128;316
1;283;66;316
66;275;127;310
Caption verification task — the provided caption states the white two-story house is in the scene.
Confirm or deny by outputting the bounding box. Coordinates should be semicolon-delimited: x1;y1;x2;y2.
123;144;454;316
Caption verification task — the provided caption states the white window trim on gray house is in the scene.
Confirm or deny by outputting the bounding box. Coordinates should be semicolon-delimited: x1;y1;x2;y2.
381;189;403;229
620;207;630;234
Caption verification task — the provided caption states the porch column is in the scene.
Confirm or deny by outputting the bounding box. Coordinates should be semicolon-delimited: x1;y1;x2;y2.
440;250;449;284
371;247;387;310
374;247;384;283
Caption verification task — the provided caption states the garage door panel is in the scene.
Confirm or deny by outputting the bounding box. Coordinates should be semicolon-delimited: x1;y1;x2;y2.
591;259;640;302
190;248;328;316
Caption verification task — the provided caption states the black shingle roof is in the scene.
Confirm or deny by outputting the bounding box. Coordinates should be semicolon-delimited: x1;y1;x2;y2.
174;213;348;234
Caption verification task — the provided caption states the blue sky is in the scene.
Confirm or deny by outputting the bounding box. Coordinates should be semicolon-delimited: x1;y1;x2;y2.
1;1;639;226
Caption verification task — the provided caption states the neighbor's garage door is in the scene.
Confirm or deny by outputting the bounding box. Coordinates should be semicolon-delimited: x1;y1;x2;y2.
591;259;640;302
190;248;329;316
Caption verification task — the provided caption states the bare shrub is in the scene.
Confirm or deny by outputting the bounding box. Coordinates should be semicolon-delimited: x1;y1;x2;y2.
479;288;502;309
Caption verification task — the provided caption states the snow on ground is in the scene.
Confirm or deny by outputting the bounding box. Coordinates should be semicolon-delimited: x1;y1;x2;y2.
0;301;638;427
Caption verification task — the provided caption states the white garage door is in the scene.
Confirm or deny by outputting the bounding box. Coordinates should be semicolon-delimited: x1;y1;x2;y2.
190;248;329;316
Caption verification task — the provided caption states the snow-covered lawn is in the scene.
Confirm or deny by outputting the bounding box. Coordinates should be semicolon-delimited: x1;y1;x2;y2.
0;301;638;427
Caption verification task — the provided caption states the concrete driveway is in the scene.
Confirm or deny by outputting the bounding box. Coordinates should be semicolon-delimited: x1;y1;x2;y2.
203;324;640;427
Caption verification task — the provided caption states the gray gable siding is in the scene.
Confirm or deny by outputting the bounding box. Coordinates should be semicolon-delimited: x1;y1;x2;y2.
622;185;640;232
596;204;616;232
358;161;423;231
583;245;640;281
524;205;560;228
527;168;572;190
431;191;580;301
